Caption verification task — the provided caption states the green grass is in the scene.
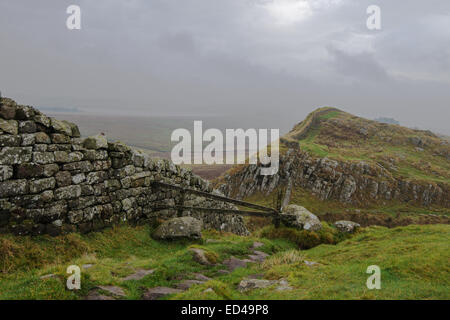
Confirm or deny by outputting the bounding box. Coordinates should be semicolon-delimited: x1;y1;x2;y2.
175;224;450;300
0;223;448;300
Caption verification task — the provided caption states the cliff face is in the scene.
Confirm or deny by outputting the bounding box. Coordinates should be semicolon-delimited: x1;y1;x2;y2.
0;98;248;236
219;148;449;207
218;108;450;209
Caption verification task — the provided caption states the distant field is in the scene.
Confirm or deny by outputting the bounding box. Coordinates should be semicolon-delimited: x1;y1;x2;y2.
50;113;266;180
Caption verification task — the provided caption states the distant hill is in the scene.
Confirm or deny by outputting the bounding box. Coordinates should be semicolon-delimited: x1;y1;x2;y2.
217;107;450;217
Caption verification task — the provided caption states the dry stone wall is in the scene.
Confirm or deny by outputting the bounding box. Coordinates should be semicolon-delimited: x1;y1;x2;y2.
0;98;248;236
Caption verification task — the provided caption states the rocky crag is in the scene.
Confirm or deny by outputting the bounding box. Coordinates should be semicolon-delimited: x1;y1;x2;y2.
218;108;450;208
0;97;248;236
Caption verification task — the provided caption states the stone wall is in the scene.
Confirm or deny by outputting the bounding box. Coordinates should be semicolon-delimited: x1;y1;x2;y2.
0;97;248;236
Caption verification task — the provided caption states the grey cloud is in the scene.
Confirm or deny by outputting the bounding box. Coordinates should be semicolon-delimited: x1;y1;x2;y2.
0;0;449;134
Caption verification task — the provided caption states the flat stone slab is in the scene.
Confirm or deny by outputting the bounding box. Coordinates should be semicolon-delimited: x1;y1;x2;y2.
238;278;293;292
97;285;126;297
248;250;269;262
142;287;183;300
238;278;278;292
85;290;115;300
223;257;249;271
82;264;94;269
252;242;264;249
122;269;155;281
40;274;58;280
192;273;212;281
175;280;205;290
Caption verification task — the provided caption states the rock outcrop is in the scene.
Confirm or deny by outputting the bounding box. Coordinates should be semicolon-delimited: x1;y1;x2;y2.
0;97;248;236
218;147;449;208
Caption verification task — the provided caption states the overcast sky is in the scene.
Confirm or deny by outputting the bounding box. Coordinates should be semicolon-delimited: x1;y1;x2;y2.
0;0;449;134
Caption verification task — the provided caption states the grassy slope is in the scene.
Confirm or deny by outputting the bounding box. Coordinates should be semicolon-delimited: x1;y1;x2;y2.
0;223;448;300
293;108;450;184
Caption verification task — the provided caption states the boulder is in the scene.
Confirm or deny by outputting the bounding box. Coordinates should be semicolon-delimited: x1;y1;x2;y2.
334;220;360;233
279;205;322;231
152;216;202;240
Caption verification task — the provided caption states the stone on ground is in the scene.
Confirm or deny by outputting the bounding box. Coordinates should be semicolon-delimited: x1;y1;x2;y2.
248;250;269;262
252;241;264;249
85;290;115;300
97;285;126;297
238;278;293;292
280;204;322;231
142;287;182;300
192;273;212;281
152;216;202;240
238;278;278;292
334;220;361;233
122;269;155;281
222;256;249;271
175;280;205;290
189;248;213;265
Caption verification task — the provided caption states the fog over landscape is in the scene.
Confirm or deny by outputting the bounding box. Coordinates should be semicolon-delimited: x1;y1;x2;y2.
0;0;449;134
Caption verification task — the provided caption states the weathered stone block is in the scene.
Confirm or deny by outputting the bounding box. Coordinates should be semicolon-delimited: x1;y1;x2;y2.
0;165;13;182
50;118;73;136
0;119;18;134
21;133;36;146
51;133;71;144
0;147;32;165
83;134;108;150
93;160;111;170
42;164;59;177
29;177;56;194
63;161;93;172
33;152;55;164
68;151;83;162
34;144;48;152
55;185;81;200
72;173;86;184
55;171;72;187
0;179;28;197
15;106;35;120
35;132;51;144
84;205;102;221
68;210;84;224
86;171;108;184
34;114;51;127
80;185;94;196
0;104;16;119
108;141;130;152
18;121;36;133
0;135;21;147
54;151;69;163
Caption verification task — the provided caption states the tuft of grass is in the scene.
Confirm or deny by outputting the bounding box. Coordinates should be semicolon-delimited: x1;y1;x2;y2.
259;222;350;250
262;250;304;269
